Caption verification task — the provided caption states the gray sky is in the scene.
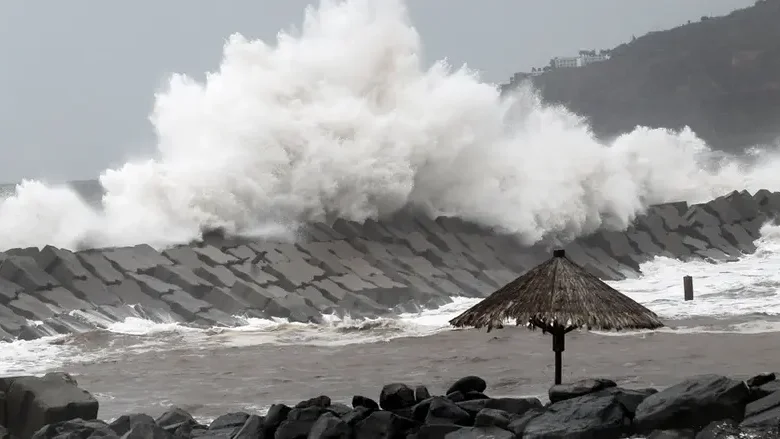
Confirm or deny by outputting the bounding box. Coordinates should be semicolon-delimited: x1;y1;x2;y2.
0;0;753;183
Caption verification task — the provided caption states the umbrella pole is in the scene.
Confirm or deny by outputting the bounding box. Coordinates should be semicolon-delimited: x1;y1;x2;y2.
552;329;565;385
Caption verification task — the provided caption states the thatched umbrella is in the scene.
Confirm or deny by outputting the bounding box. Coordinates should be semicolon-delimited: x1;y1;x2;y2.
449;249;664;385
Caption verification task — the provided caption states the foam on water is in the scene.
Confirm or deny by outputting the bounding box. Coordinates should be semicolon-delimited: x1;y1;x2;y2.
2;0;780;251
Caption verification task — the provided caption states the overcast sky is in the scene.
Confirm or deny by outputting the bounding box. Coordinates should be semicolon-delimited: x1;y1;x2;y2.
0;0;754;183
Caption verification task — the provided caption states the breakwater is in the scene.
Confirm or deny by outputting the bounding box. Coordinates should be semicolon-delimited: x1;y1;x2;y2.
1;189;778;342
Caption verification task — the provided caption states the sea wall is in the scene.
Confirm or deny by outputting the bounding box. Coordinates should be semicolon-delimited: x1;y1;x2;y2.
0;189;779;342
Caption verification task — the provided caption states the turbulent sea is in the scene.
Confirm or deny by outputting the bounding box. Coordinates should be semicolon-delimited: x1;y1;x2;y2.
3;0;780;422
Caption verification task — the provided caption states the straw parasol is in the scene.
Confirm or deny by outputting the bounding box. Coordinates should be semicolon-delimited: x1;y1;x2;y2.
449;249;664;385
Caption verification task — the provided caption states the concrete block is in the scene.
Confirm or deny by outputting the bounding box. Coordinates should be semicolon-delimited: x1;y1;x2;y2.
194;244;239;266
403;232;438;254
648;203;688;230
295;285;337;311
35;287;93;311
0;256;60;291
412;215;447;237
442;268;496;297
101;247;149;274
652;231;692;259
478;269;518;289
0;277;23;304
361;273;404;289
160;290;211;321
77;251;125;285
341;257;384;278
162;246;202;267
428;232;470;255
226;245;258;263
195;308;245;327
66;276;122;306
481;236;541;273
703;196;743;224
336;292;388;317
109;278;172;311
456;233;506;269
695;248;735;263
8;293;61;321
265;260;325;288
753;190;780;215
43;313;96;335
230;262;278;286
312;222;346;240
347;238;396;261
36;245;91;281
0;303;26;335
128;273;179;298
724;190;762;222
394;273;443;298
230;280;275;309
301;224;333;242
721;223;757;253
695;226;743;256
330;273;377;292
743;215;769;239
4;247;40;259
312;279;350;303
362;219;396;242
626;230;667;257
683;205;721;228
360;286;420;308
579;246;630;280
331;218;364;239
247;242;288;263
415;272;460;296
263;292;321;323
6;374;99;439
152;264;213;298
202;287;252;315
395;255;445;278
195;264;239;288
682;236;710;251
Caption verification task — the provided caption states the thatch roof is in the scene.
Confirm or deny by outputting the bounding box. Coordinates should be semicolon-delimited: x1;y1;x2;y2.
449;250;664;332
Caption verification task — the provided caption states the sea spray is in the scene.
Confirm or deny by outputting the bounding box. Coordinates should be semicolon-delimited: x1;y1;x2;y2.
1;0;780;251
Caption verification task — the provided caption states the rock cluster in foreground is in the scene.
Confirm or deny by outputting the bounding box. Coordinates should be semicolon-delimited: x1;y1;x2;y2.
1;189;779;342
5;371;780;438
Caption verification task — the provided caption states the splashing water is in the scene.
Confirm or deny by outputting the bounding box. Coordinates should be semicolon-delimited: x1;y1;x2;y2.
2;0;780;252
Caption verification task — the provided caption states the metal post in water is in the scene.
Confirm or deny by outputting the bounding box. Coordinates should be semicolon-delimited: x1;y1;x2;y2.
683;275;694;301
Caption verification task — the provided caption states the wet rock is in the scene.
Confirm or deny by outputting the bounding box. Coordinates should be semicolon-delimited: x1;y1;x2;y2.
415;385;431;403
473;408;510;429
109;413;158;436
444;426;513;439
380;383;416;411
5;374;99;439
647;429;695;438
592;387;658;415
308;412;351;439
746;372;776;388
548;378;618;403
634;374;751;432
354;411;416;439
156;407;198;431
352;395;379;410
275;406;330;439
31;418;115;439
295;395;331;408
425;397;471;425
446;376;487;396
233;415;263;439
414;423;461;439
523;393;631;439
209;412;250;430
262;403;292;437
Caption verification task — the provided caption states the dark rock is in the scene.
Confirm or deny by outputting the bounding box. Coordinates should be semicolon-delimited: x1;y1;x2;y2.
109;413;157;436
352;395;379;410
695;419;741;439
353;411;416;439
593;387;658;415
341;407;374;426
121;421;173;439
445;392;465;403
747;372;776;388
414;423;461;439
275;406;330;439
443;426;513;439
456;398;542;418
634;374;751;432
426;397;471;426
209;412;250;430
5;374;99;439
415;385;431;403
648;429;696;439
462;391;488;401
412;398;435;422
156;407;197;431
506;408;545;438
263;403;292;437
233;415;263;439
295;395;331;408
473;408;510;429
446;376;487;396
379;383;416;410
548;377;617;403
307;412;351;439
31;419;116;439
326;403;353;417
523;393;631;439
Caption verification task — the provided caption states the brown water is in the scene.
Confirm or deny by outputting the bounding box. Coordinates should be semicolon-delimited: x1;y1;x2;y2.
54;318;780;422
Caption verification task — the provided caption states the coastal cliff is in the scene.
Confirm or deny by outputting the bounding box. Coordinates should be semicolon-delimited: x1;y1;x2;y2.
518;0;780;152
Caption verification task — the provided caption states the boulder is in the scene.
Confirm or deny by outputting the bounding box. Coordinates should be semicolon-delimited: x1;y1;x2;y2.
5;374;99;439
209;412;250;430
474;408;510;429
353;411;416;439
414;424;461;439
380;383;416;411
308;412;351;439
275;406;330;439
108;413;157;436
415;385;431;403
592;387;658;415
31;419;116;439
548;378;617;403
634;375;750;432
425;397;471;425
443;426;514;439
353;395;380;410
446;376;487;396
647;429;695;438
233;415;263;439
295;395;331;409
262;404;292;437
522;393;631;439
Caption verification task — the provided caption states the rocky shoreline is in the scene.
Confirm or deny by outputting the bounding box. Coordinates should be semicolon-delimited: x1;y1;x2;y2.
0;189;779;342
4;371;780;438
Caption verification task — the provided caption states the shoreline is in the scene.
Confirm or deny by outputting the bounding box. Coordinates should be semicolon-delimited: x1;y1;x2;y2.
5;367;780;438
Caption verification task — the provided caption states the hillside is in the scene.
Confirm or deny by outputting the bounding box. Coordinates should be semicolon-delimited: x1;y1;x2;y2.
518;0;780;152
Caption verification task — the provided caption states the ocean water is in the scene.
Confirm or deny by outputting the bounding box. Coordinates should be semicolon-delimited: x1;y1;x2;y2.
2;0;780;423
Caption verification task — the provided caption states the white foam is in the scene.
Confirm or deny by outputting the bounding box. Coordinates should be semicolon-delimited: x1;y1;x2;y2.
1;0;780;251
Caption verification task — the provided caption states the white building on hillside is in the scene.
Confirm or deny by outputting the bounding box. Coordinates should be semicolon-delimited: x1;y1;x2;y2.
551;53;611;69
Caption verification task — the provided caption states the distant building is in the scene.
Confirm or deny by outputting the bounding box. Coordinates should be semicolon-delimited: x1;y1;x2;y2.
552;53;610;69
